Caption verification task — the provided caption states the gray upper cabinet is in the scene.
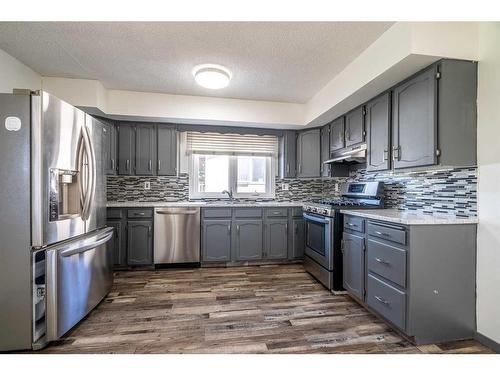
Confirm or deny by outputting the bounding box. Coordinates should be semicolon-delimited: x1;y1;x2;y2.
329;117;345;152
102;121;117;175
320;125;330;177
234;220;263;260
118;124;135;175
135;124;157;176
345;106;365;147
280;130;297;178
157;126;177;176
202;220;231;262
296;129;320;178
392;66;437;169
127;220;153;266
342;231;365;301
366;92;391;172
265;219;288;259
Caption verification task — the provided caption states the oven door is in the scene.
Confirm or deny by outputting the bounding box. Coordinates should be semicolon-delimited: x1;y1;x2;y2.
303;212;334;270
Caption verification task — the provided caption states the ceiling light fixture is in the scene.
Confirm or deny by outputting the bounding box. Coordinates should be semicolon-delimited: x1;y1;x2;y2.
192;64;232;89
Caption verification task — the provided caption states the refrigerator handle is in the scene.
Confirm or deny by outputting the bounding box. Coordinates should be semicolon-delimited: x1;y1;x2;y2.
80;124;96;221
59;231;113;257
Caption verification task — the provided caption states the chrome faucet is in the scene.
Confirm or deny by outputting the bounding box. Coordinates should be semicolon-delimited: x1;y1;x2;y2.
222;189;234;201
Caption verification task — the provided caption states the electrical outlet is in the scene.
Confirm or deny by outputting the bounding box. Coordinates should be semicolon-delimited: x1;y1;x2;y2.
144;181;151;190
334;183;339;192
281;183;289;191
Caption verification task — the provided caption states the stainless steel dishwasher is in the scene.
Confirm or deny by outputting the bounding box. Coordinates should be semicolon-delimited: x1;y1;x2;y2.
154;207;201;265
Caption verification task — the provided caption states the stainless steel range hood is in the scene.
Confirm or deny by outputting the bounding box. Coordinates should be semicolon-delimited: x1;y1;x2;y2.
323;143;367;164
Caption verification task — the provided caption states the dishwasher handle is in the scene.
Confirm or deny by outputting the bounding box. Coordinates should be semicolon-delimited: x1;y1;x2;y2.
156;209;199;215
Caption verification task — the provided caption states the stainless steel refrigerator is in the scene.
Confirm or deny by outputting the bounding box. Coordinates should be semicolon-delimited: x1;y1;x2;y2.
0;90;113;351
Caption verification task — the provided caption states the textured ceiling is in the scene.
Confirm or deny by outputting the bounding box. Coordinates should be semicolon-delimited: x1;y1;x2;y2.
0;22;393;103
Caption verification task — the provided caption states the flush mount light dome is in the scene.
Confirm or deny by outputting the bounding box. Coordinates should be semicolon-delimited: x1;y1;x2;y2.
192;64;232;89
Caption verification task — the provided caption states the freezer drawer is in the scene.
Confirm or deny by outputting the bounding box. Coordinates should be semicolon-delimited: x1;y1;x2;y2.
45;227;114;341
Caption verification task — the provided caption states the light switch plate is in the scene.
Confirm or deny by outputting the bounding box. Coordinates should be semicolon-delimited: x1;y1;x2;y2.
144;181;151;190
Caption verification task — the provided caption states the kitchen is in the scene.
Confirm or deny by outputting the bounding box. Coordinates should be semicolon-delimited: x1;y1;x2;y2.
0;6;499;372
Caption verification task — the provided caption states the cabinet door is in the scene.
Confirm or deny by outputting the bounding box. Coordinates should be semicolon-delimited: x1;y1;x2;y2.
392;66;437;169
366;93;391;172
234;220;263;260
107;221;124;266
296;129;320;178
342;232;365;300
135;124;157;176
127;220;153;265
118;124;135;175
102;122;117;175
291;218;304;259
320;125;330;177
157;126;177;176
329;117;345;152
202;220;231;262
345;106;365;147
265;220;288;259
281;130;296;178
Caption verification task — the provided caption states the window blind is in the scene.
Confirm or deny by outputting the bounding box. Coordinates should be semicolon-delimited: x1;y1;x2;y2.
186;131;279;157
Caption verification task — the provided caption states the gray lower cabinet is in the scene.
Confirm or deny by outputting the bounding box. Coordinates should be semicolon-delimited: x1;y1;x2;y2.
135;124;157;176
342;214;477;344
366;92;391;172
320;124;330;177
392;66;437;169
107;221;124;267
290;218;305;259
202;220;231;262
342;232;365;300
157;126;177;176
118;124;135;175
102;121;117;175
234;220;263;260
344;106;365;147
265;219;288;259
127;220;153;266
296;129;320;178
330;116;345;152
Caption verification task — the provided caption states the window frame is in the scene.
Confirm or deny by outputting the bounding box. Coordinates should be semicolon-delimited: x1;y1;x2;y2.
189;154;275;199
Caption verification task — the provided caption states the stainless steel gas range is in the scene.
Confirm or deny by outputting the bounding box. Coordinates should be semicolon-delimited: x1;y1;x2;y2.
302;181;384;293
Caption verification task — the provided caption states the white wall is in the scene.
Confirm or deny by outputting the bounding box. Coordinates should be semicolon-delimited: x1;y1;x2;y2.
0;48;41;93
476;22;500;345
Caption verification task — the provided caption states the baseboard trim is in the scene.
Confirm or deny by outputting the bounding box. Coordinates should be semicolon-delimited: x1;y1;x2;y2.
475;332;500;353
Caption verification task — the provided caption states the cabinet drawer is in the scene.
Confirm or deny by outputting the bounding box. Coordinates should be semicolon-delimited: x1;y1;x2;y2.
234;208;262;218
202;208;232;218
127;208;153;219
368;222;406;245
265;208;288;218
107;208;123;219
344;215;365;233
367;239;407;288
367;273;406;331
291;207;303;217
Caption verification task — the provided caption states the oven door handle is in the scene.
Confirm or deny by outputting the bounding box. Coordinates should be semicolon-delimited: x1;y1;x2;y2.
303;213;330;224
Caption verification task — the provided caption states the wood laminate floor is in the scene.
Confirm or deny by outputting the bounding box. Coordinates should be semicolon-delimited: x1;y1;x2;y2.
40;264;493;354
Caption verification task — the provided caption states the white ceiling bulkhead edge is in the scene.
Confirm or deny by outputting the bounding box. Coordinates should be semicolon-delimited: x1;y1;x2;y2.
41;22;479;129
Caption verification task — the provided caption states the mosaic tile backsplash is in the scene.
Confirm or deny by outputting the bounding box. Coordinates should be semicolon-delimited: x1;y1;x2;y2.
107;167;477;217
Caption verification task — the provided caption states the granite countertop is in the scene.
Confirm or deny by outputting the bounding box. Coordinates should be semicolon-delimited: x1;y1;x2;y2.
106;201;304;208
340;208;478;225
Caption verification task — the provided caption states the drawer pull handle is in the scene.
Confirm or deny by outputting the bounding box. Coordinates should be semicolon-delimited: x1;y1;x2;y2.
273;211;281;215
136;212;145;216
375;231;390;236
375;295;389;305
375;257;390;265
347;223;355;226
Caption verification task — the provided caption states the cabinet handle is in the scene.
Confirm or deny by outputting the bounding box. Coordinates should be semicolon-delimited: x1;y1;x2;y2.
383;149;388;161
148;160;152;171
126;159;130;171
148;226;151;237
340;239;344;253
298;163;302;173
375;295;389;305
237;225;240;235
111;159;115;171
374;230;390;237
345;130;350;141
158;160;161;171
285;223;288;231
227;225;231;235
392;146;400;161
374;257;390;265
286;164;290;174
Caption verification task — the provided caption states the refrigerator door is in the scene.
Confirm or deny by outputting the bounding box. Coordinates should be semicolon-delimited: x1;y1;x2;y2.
45;227;114;341
84;114;106;233
33;91;89;247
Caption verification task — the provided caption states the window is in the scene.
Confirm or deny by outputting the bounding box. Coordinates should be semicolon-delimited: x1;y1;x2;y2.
188;132;277;199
